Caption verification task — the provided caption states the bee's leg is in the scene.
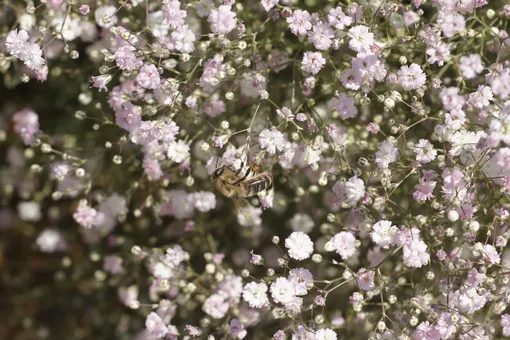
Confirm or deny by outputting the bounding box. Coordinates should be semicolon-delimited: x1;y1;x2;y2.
233;167;251;185
235;161;244;176
249;161;260;175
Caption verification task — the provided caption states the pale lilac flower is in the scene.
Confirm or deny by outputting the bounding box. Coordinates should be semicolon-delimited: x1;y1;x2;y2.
440;13;465;38
162;0;187;28
315;328;337;340
171;25;196;53
345;176;365;204
375;139;398;168
103;255;124;274
5;29;29;58
413;321;441;340
459;54;484;79
308;22;334;50
468;85;493;108
73;204;105;229
191;191;216;212
332;92;357;119
332;232;357;260
228;319;247;339
397;63;426;90
445;109;466;130
274;330;286;340
328;7;353;29
270;277;296;304
185;325;202;337
403;240;429;268
242;282;269;308
116;102;142;132
114;46;143;71
301;52;326;75
208;5;237;34
137;64;161;90
261;0;279;12
501;314;510;337
276;107;295;121
356;268;375;291
414;139;437;164
286;10;312;36
12;108;39;145
481;244;500;265
259;128;285;154
79;4;90;16
145;312;168;338
91;74;112;92
285;231;314;260
288;268;313;296
203;294;229;319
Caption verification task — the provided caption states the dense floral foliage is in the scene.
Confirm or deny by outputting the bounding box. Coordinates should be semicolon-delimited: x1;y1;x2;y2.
2;0;510;339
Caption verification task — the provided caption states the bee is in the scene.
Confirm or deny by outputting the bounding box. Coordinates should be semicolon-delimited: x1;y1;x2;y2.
211;161;272;218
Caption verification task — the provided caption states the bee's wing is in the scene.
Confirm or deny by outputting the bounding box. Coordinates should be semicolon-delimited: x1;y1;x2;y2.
231;195;255;226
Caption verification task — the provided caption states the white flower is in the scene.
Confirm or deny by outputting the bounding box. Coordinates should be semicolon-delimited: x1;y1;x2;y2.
36;229;66;253
331;231;356;260
167;140;190;163
414;139;437;164
94;5;118;28
242;282;268;308
371;220;397;249
171;24;196;53
289;213;314;233
18;201;42;222
285;231;314;260
375;139;398;169
315;328;338;340
303;145;322;165
288;268;313;296
145;312;169;338
259;128;285;154
345;176;365;203
270;277;296;304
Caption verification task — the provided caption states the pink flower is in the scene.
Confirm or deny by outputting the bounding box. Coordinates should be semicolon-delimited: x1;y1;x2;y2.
73;204;105;229
414;139;437;164
146;312;169;338
413;178;437;202
228;319;247;339
459;54;483;79
468;85;493;108
403;240;429;268
397;63;426;91
356;268;375;291
115;102;142;132
501;315;510;336
114;46;143;71
301;52;326;75
332;92;357;119
208;5;237;34
171;25;196;53
203;294;229;319
79;4;90;16
286;10;312;36
308;22;334;50
12;108;39;145
440;13;465;38
328;6;353;29
137;64;161;90
162;0;187;28
261;0;278;12
91;74;112;92
331;231;356;260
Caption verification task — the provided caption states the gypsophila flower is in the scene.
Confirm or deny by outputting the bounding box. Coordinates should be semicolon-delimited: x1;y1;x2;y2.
162;0;187;28
73;204;105;229
259;128;285;154
397;63;426;91
347;26;375;54
376;139;398;169
242;282;268;308
167;140;190;163
137;64;161;90
371;220;397;249
285;231;314;261
414;139;437;164
332;232;357;260
332;92;358;120
287;10;312;36
301;52;326;75
145;312;169;338
270;277;296;304
315;328;337;340
208;5;237;34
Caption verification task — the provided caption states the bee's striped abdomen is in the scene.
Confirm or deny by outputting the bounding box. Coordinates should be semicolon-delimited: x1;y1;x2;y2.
244;173;272;197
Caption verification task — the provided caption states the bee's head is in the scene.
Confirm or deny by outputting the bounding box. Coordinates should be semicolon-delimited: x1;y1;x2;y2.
211;166;225;182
